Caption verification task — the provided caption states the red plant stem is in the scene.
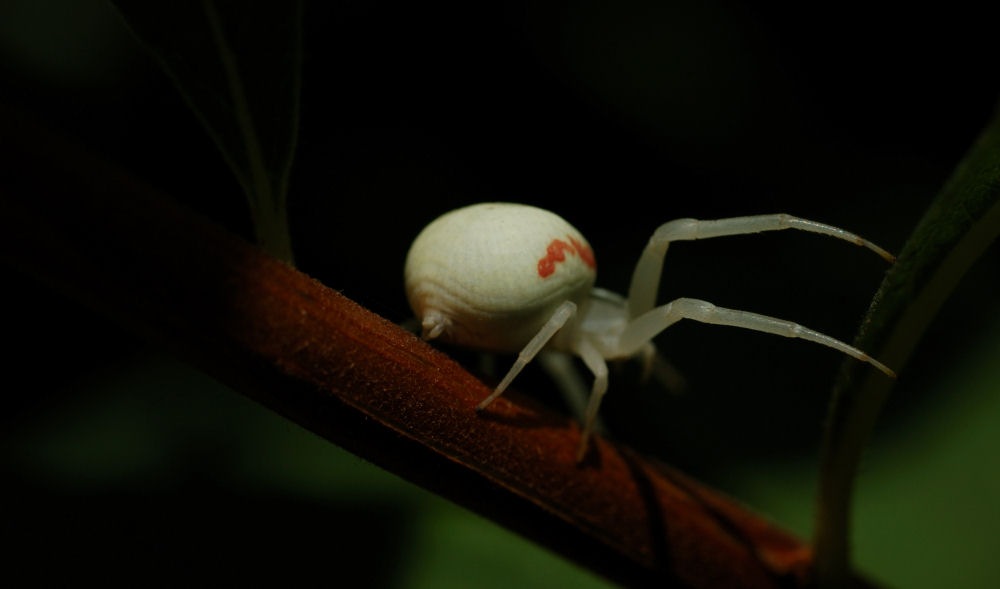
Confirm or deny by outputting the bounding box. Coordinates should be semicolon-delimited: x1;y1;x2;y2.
0;108;869;588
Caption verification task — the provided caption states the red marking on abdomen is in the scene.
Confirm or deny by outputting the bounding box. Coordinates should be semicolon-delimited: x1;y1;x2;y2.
569;236;596;269
537;235;596;278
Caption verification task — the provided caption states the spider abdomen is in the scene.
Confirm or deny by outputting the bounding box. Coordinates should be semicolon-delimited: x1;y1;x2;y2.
405;203;596;352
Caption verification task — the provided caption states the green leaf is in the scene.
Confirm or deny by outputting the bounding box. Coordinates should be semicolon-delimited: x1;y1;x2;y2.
111;0;303;263
813;103;1000;587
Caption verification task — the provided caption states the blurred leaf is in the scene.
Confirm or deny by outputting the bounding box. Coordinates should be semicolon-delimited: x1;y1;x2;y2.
110;0;303;263
814;102;1000;586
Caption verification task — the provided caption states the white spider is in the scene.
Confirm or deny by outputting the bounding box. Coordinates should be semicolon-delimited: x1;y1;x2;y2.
404;202;895;461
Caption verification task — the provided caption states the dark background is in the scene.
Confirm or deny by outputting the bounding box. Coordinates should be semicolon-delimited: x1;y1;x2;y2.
2;1;998;586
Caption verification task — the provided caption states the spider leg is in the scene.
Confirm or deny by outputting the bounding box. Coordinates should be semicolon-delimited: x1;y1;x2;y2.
571;337;609;462
618;297;896;377
537;351;607;436
626;214;894;319
639;342;687;394
477;300;577;410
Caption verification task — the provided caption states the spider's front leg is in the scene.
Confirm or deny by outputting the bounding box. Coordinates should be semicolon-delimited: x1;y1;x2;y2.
616;297;896;377
626;214;895;319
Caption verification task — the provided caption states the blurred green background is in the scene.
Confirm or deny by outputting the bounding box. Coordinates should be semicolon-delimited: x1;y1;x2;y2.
2;1;998;586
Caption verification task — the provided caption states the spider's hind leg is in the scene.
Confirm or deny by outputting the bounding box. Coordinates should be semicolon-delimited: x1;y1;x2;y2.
477;300;578;410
